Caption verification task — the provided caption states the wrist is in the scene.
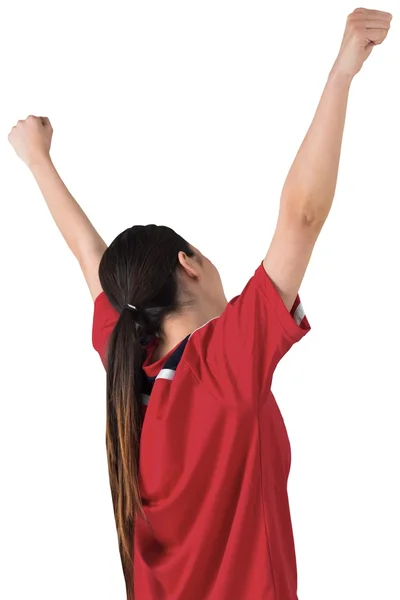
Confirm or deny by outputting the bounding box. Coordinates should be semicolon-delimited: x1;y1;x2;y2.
328;62;355;87
28;153;53;173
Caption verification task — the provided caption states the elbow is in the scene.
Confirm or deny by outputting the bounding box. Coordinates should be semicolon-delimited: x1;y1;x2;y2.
300;205;327;229
283;196;329;230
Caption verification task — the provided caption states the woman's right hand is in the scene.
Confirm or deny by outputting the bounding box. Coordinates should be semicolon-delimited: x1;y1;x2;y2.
8;116;53;169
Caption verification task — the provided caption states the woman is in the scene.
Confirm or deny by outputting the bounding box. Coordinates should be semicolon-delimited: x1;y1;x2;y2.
9;8;391;600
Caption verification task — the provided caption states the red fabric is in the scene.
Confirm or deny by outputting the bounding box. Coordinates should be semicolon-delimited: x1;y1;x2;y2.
92;263;310;600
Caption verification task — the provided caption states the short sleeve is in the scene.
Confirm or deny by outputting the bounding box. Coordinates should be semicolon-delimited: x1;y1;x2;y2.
186;263;310;402
92;291;119;368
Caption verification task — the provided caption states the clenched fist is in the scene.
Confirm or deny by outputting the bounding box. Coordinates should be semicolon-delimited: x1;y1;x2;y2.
334;8;392;78
8;116;53;168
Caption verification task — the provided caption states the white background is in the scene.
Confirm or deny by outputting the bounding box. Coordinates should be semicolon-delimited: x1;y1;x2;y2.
2;1;399;599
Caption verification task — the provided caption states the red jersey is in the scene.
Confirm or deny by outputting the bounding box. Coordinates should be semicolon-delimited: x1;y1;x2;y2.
92;263;310;600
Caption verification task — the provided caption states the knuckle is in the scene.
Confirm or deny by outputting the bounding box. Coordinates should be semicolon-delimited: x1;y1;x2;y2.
348;8;365;22
347;15;358;27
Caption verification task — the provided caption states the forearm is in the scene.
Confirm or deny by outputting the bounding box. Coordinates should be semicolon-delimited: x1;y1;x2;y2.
30;157;107;261
280;66;353;223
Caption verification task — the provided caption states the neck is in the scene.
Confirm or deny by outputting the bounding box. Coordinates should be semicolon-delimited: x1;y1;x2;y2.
154;304;224;361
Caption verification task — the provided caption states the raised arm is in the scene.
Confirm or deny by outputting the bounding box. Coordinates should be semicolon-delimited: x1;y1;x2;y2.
8;116;106;300
264;7;392;310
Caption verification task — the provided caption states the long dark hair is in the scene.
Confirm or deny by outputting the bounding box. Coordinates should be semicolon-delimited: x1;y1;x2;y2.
98;224;194;599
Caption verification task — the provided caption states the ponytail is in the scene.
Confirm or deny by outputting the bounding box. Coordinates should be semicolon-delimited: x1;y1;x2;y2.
98;224;195;598
105;309;147;599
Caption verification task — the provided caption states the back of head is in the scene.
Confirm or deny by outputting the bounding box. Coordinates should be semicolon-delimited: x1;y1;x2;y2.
98;224;194;599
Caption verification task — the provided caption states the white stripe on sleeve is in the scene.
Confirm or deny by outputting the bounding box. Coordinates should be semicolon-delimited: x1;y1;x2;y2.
293;302;305;326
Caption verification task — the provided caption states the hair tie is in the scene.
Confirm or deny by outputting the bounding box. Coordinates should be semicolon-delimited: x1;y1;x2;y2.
126;304;138;313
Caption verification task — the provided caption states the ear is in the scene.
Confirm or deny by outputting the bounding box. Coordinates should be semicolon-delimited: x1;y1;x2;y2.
178;251;199;279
